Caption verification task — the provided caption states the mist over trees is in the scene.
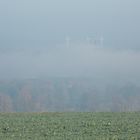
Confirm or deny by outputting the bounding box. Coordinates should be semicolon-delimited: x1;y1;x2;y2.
0;45;139;112
0;78;140;112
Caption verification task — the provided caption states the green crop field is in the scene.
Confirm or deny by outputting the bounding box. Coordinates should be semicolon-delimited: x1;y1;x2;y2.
0;112;140;140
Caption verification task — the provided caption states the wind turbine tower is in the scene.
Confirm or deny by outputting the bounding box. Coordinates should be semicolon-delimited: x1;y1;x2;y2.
100;36;104;47
66;36;70;48
86;36;91;46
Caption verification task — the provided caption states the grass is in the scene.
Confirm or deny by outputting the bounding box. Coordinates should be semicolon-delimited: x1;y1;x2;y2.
0;112;140;139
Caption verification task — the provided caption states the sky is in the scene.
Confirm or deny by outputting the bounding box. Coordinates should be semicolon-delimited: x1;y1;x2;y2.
0;0;140;82
0;0;140;47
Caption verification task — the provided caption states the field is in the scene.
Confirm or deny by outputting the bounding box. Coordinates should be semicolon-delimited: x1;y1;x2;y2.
0;112;140;140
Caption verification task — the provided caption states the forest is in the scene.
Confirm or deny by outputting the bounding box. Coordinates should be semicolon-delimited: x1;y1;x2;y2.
0;77;140;112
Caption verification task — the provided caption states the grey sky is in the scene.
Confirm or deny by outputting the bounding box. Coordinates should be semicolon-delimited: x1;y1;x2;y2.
0;0;140;82
0;0;140;47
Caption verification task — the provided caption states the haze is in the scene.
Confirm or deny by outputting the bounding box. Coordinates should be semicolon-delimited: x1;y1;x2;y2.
0;0;140;83
0;1;140;112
